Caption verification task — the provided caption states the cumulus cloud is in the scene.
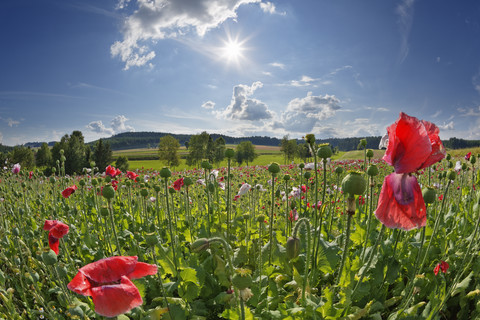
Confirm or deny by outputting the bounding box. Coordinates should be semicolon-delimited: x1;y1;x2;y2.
290;75;318;87
260;2;285;15
273;92;341;132
86;115;134;135
217;81;273;121
111;0;262;69
438;121;454;130
202;101;215;109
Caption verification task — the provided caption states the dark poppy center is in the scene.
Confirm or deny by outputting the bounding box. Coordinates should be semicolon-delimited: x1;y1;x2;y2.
390;173;415;205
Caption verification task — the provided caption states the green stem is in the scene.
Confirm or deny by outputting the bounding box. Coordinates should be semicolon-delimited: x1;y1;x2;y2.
335;203;354;286
269;173;275;266
108;199;122;255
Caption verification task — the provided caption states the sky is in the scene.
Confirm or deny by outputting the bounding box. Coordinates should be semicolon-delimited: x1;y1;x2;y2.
1;0;480;146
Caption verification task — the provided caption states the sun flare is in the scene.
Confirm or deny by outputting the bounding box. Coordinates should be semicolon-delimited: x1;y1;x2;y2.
218;34;248;66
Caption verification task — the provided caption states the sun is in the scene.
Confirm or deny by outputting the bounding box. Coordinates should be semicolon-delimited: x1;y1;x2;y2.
218;34;248;65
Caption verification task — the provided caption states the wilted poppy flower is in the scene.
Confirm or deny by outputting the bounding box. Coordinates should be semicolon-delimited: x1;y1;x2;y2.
43;220;69;255
105;165;121;178
434;260;449;275
375;173;426;230
382;112;446;174
12;163;20;174
126;171;139;180
237;183;251;196
173;177;184;191
67;256;157;317
62;185;78;198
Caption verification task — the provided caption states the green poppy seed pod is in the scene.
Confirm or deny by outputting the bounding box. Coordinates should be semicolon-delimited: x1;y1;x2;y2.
140;188;148;197
207;182;215;193
184;177;193;186
56;160;60;165
102;185;115;200
286;236;300;260
42;250;58;265
60;149;64;155
52;167;56;173
448;161;453;169
446;154;451;161
105;175;112;183
160;167;171;178
191;238;210;252
317;144;332;159
60;156;66;162
462;163;467;171
268;162;281;175
49;176;56;184
232;271;253;290
257;214;266;223
366;164;379;177
154;185;161;192
201;160;211;169
360;139;367;147
145;233;159;247
447;170;456;181
79;179;85;187
305;134;316;146
334;167;343;175
304;171;311;179
471;155;477;165
422;187;436;204
366;149;374;158
283;174;291;181
225;148;235;158
100;206;109;217
342;171;366;198
299;163;305;169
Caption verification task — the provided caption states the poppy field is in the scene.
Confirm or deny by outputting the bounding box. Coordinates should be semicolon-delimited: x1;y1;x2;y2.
2;113;480;319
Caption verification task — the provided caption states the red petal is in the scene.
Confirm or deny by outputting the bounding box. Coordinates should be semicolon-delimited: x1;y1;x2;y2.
48;234;60;255
374;173;426;230
91;276;143;317
434;264;440;276
419;120;446;169
67;271;93;296
127;262;157;280
50;222;69;238
43;220;58;231
79;256;138;284
383;112;432;173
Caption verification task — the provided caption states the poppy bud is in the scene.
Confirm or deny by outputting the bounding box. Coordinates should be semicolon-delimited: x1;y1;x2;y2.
257;214;266;223
232;270;252;290
60;149;64;155
49;177;56;184
286;236;300;260
447;170;456;181
335;167;344;175
366;149;374;158
304;172;311;179
60;156;66;162
305;134;316;146
299;163;305;169
52;167;56;173
446;154;451;161
140;188;148;197
201;161;211;170
366;164;379;177
79;179;85;186
471;155;477;165
448;161;453;168
275;189;281;198
462;163;467;171
359;139;367;147
268;162;280;175
191;238;210;252
184;177;193;186
422;186;436;204
160;167;171;178
145;233;159;247
100;206;109;217
283;174;291;181
225;149;235;158
42;249;58;265
102;185;115;200
342;171;366;198
207;182;215;193
317;144;332;159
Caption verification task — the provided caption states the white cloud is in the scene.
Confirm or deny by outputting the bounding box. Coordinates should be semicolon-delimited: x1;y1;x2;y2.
329;65;352;76
438;121;454;130
216;81;274;121
260;2;285;15
86;121;115;135
0;117;21;127
273;92;341;132
202;101;215;109
111;115;135;133
458;106;480;117
111;0;261;69
290;75;318;87
269;62;285;69
432;110;442;118
262;71;272;76
396;0;415;63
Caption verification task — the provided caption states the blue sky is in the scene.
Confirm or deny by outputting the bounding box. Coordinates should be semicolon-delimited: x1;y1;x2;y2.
1;0;480;146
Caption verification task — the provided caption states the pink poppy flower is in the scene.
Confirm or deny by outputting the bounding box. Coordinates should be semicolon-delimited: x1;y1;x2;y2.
62;185;78;198
126;171;139;180
105;165;121;178
375;173;426;230
67;256;157;318
382;112;446;174
173;177;184;191
43;220;69;254
12;163;20;174
434;260;449;275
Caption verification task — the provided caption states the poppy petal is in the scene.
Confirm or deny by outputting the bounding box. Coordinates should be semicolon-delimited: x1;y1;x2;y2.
375;173;426;230
434;264;440;276
91;276;143;317
383;112;432;174
127;262;158;280
80;256;138;284
67;271;93;296
48;234;60;255
419;120;446;169
50;222;69;239
43;220;58;231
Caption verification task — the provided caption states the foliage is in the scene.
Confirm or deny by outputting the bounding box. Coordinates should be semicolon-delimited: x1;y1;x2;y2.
235;140;258;165
35;143;52;167
158;135;180;167
93;139;113;172
280;135;298;164
115;155;129;172
8;145;35;168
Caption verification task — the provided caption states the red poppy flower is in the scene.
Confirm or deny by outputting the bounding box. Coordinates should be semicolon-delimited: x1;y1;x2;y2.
465;152;472;161
434;260;449;275
29;171;33;179
173;177;184;191
106;165;121;178
375;173;426;230
67;256;157;317
126;171;139;180
43;220;69;255
382;112;446;174
61;185;78;198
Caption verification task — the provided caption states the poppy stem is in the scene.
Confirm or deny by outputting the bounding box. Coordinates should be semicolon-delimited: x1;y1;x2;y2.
293;217;311;307
269;172;275;266
335;201;354;287
107;199;122;256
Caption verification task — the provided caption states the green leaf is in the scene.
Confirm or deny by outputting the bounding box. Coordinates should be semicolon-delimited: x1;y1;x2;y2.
452;271;473;297
180;267;199;285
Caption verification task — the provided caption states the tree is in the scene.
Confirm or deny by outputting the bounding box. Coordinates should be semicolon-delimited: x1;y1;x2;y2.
235;141;258;166
115;156;129;172
214;137;226;164
298;143;312;163
93;139;113;172
9;146;35;169
186;132;210;166
65;130;86;175
35;142;52;167
280;135;297;164
158;135;180;167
